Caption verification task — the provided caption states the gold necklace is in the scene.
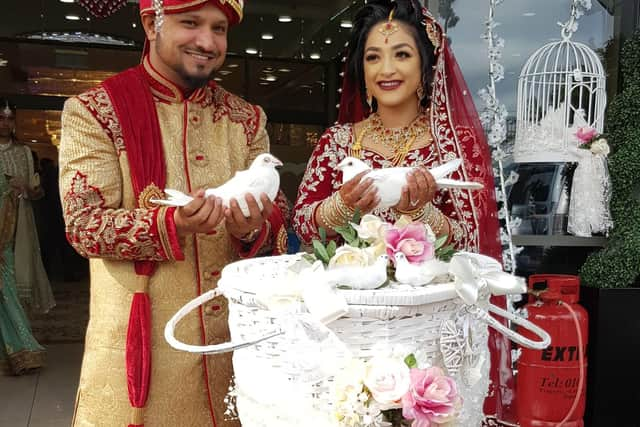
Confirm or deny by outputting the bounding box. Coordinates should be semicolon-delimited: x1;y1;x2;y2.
351;110;431;166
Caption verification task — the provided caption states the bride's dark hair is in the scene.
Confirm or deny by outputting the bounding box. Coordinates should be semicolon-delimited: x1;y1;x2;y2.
345;0;436;113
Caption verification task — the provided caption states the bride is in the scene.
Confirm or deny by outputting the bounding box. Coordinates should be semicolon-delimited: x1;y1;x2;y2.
292;0;516;424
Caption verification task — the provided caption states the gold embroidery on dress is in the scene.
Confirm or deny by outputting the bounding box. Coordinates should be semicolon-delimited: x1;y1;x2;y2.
63;172;163;260
77;87;126;154
276;226;288;254
137;184;163;209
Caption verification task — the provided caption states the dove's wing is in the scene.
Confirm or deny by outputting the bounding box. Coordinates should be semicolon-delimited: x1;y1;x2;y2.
366;167;412;209
204;169;253;200
436;178;484;190
216;169;277;216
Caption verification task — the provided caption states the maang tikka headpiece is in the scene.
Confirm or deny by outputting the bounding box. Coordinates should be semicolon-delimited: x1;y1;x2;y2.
378;4;399;44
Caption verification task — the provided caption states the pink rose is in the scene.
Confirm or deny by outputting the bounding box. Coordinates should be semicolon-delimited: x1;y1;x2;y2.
401;367;462;427
576;127;597;144
385;223;434;265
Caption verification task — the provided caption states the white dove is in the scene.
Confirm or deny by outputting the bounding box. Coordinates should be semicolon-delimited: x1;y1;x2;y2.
151;153;282;216
393;252;450;286
337;157;483;209
324;254;389;290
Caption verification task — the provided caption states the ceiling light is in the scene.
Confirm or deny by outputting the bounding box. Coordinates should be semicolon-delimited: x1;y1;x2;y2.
278;16;292;23
260;82;270;86
65;15;81;21
59;0;75;3
522;12;536;17
261;33;274;40
85;17;91;21
265;75;277;82
132;23;137;28
278;68;291;73
340;20;353;28
214;77;223;82
227;63;240;68
325;38;332;45
218;70;232;75
245;47;258;55
310;53;321;60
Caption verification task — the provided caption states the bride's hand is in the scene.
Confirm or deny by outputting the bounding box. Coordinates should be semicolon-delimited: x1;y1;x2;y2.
339;171;380;213
394;167;436;212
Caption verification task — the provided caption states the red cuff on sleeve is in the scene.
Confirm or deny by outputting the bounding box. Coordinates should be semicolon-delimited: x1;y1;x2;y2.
162;207;185;261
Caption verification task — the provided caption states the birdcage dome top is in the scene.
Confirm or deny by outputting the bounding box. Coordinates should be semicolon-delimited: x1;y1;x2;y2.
513;36;607;163
520;39;605;79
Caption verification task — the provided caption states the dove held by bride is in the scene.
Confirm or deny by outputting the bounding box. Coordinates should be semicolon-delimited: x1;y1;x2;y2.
336;157;483;210
151;153;283;216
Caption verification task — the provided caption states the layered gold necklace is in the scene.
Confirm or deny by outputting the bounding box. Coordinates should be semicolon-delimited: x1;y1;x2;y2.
351;110;431;166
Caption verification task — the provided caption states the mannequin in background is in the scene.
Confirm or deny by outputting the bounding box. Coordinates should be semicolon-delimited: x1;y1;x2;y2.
0;102;55;314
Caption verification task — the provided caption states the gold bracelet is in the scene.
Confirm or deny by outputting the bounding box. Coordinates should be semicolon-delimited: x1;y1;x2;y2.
319;192;353;230
395;205;426;221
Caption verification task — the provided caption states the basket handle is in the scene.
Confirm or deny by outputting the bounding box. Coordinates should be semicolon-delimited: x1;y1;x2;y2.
164;289;283;355
470;304;551;350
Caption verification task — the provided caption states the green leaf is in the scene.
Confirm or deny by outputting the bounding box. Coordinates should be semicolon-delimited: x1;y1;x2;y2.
334;225;358;246
302;253;317;264
312;240;330;264
404;353;418;369
319;227;327;245
434;234;448;250
327;240;337;259
352;208;362;225
436;244;456;262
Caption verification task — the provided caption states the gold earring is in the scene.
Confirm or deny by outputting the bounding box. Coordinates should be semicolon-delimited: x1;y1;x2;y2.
366;90;373;110
417;85;425;101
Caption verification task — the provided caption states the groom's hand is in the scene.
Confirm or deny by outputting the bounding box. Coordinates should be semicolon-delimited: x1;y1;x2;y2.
225;193;273;241
174;189;225;237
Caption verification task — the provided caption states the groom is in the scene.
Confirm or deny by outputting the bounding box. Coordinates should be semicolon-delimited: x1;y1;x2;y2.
59;1;288;425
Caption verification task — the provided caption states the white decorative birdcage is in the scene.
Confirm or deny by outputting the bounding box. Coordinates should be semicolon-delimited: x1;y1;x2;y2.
513;1;606;163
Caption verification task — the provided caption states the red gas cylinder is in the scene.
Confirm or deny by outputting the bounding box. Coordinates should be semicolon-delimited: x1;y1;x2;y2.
517;274;588;427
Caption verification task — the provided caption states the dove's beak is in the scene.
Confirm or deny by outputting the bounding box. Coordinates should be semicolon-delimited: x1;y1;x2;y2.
273;158;284;167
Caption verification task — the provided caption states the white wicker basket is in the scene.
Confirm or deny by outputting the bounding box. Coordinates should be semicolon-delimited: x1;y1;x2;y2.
165;254;550;427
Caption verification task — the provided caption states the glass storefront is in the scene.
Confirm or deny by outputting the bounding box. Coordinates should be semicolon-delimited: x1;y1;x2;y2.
0;0;637;278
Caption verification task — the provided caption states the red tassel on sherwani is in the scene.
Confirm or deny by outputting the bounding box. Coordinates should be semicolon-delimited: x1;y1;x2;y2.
103;66;166;426
126;272;153;427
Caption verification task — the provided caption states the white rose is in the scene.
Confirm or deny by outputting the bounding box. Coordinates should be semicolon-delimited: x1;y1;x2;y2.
329;245;370;268
334;358;367;401
590;138;610;156
363;357;411;405
351;214;388;243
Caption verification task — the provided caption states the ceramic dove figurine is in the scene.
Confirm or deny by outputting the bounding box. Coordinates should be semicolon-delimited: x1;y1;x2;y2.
336;157;483;210
393;252;450;286
324;254;389;290
151;153;282;216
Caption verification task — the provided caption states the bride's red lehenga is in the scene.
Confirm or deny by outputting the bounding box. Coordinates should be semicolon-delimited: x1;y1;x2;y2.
292;6;517;426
